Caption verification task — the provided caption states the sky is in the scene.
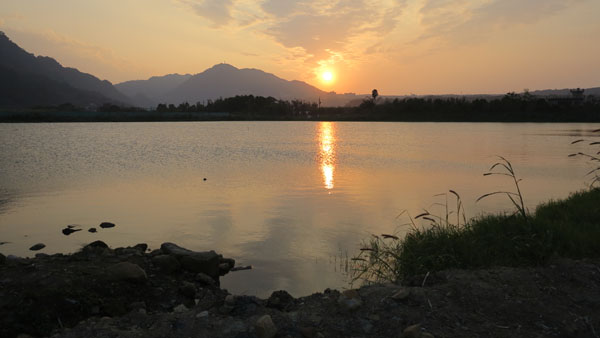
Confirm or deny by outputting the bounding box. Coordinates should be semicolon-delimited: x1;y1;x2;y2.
1;0;599;95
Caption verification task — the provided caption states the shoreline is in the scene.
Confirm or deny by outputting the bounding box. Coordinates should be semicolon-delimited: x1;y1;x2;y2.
2;241;599;338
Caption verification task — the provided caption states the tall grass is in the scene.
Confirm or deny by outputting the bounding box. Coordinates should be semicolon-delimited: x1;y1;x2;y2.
352;188;600;284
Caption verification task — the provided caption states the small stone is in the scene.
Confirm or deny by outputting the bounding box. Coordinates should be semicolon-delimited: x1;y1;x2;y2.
106;262;147;282
338;289;362;311
99;222;115;228
255;315;277;338
85;240;109;249
62;227;81;235
392;288;411;301
88;227;97;233
152;255;180;274
133;243;148;252
196;310;209;318
196;272;216;286
267;290;295;310
29;243;45;251
402;324;422;338
35;253;49;258
173;304;188;313
179;282;197;298
225;295;235;305
421;333;435;338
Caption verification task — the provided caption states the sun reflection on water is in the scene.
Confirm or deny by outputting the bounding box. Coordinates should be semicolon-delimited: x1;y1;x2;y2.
318;122;336;190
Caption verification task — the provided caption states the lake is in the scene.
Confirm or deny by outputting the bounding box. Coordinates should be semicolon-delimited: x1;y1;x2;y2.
0;121;598;297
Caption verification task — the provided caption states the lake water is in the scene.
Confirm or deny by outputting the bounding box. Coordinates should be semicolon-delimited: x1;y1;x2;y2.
0;122;598;297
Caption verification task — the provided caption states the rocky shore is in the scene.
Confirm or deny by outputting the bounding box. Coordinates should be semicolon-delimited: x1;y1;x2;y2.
1;241;599;338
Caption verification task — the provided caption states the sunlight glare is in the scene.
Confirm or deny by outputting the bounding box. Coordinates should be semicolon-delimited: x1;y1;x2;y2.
321;71;334;84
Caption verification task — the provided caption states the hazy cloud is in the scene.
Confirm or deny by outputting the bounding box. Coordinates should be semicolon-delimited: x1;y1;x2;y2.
418;0;587;43
178;0;235;26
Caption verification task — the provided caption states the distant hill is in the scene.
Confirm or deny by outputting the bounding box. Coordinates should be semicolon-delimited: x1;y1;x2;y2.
116;63;358;107
531;87;600;97
0;31;129;108
115;74;192;108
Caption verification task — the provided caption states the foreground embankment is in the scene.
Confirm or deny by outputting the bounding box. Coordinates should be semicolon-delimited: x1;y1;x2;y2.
1;239;599;338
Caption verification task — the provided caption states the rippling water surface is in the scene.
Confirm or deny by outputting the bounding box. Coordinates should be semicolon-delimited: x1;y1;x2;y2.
0;122;598;296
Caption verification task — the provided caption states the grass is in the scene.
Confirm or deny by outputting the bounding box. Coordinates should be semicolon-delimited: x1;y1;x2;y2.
352;187;600;284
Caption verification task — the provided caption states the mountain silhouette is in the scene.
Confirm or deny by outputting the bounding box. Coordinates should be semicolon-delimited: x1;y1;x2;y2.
0;31;129;108
115;63;356;107
115;73;192;108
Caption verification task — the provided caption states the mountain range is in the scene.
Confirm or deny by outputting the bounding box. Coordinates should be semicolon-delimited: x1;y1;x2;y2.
0;31;597;110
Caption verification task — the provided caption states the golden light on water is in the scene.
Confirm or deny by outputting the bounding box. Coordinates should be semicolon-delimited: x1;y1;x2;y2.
318;122;336;190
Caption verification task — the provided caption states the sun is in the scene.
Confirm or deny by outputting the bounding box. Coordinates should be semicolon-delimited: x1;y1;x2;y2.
320;70;334;84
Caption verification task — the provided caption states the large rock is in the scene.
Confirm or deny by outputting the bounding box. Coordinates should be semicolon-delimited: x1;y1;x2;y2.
338;289;363;311
160;242;221;277
152;254;180;274
0;253;5;265
106;262;147;282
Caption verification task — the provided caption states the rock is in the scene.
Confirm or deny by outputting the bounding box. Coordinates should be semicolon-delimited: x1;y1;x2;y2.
88;227;97;233
179;282;196;298
99;222;115;229
128;301;146;311
133;243;148;252
173;304;188;313
196;272;216;286
106;262;147;282
300;326;317;338
62;227;81;235
196;310;209;318
0;253;5;265
29;243;46;251
35;253;49;258
421;333;435;338
219;257;235;275
223;320;246;334
160;242;221;277
225;295;236;305
402;324;422;338
360;319;373;334
338;289;362;311
255;315;277;338
152;255;180;274
85;240;109;249
392;288;411;301
267;290;295;310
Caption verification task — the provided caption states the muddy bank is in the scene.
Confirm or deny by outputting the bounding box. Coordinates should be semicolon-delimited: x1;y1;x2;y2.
1;242;599;338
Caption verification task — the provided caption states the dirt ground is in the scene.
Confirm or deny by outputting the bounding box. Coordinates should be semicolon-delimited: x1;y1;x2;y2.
1;242;599;338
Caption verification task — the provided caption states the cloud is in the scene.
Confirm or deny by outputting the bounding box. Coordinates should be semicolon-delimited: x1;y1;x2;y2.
177;0;235;27
418;0;587;43
178;0;407;66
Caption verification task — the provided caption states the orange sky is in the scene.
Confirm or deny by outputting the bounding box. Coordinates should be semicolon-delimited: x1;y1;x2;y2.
1;0;599;95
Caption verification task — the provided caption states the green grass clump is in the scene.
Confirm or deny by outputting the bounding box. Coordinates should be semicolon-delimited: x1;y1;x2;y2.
353;188;600;283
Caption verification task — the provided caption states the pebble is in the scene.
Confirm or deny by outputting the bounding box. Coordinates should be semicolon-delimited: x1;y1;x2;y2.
29;243;46;251
392;288;411;301
88;227;97;233
225;294;236;305
402;324;422;338
255;315;277;338
196;310;209;318
173;304;188;313
99;222;115;229
338;289;363;311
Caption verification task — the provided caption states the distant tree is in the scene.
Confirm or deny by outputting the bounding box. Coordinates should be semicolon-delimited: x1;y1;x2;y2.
372;89;379;102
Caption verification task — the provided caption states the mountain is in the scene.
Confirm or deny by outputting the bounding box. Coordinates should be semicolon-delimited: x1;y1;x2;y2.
0;31;129;108
115;74;192;108
116;63;356;107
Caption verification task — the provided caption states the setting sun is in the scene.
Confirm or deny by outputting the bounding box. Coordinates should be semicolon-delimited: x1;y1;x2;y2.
320;71;334;84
